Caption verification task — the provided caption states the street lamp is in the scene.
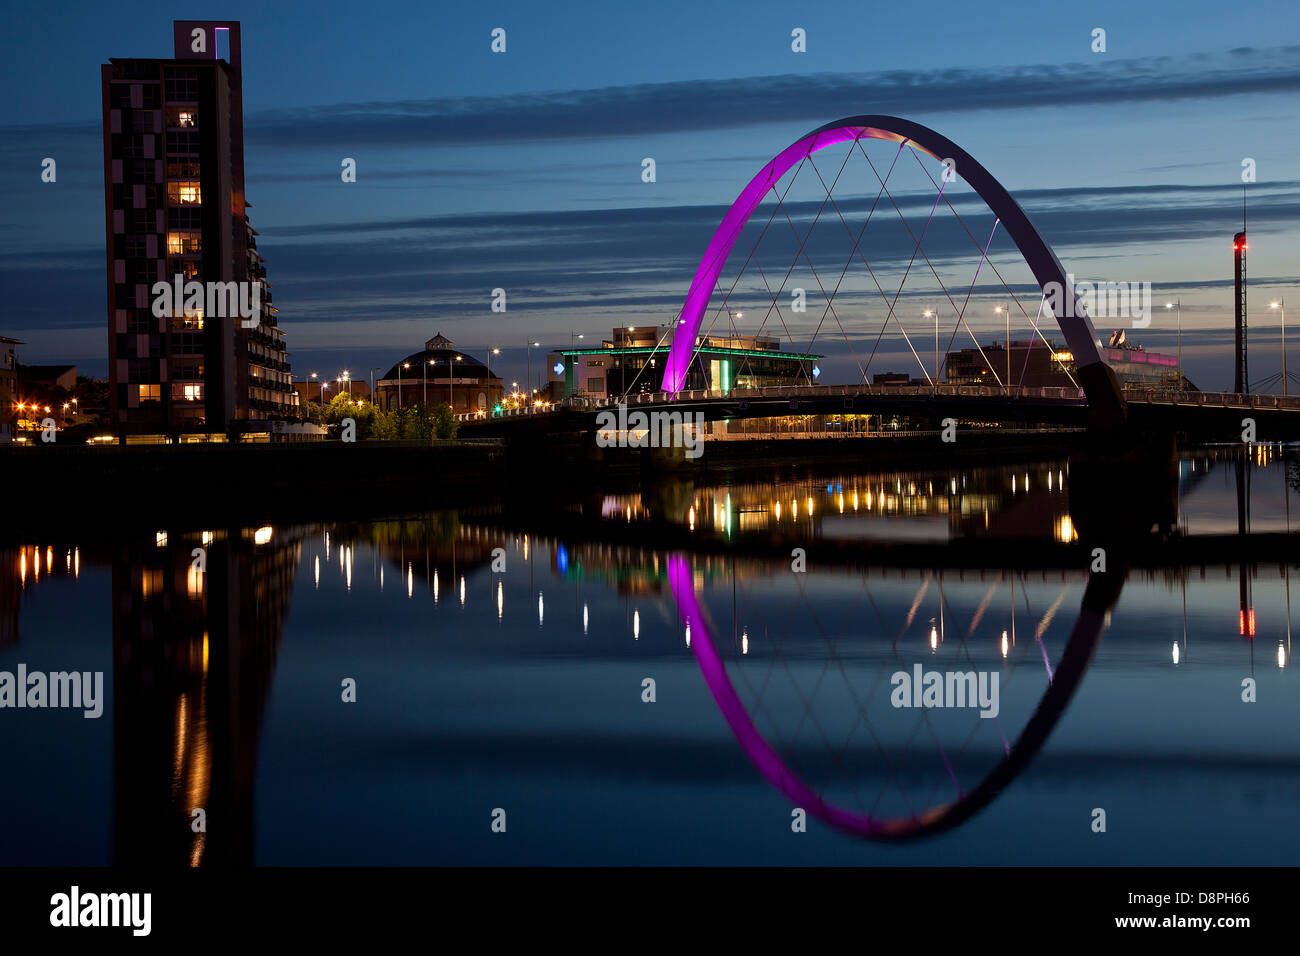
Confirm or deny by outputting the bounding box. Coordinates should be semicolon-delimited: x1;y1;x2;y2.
341;370;351;397
369;367;380;405
725;310;744;345
1272;299;1287;396
1164;300;1183;390
923;310;938;384
399;362;410;410
525;340;540;395
449;354;462;409
994;306;1009;387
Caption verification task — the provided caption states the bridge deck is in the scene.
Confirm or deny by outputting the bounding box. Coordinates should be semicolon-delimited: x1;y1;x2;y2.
460;383;1300;440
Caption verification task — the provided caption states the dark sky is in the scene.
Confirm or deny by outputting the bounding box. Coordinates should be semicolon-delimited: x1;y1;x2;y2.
2;0;1298;391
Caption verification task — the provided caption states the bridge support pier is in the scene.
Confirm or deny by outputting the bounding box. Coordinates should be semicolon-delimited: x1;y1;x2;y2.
641;441;689;472
1069;428;1178;543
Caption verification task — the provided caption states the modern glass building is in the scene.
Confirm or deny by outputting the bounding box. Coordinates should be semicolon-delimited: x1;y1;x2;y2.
547;326;821;400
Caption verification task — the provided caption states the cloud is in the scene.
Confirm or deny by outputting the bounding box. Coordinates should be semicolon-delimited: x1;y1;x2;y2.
6;178;1298;345
240;47;1300;148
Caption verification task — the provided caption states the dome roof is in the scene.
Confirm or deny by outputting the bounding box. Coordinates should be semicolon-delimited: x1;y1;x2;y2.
381;333;501;382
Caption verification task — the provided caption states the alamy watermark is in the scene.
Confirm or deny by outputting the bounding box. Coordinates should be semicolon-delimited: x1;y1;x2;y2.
890;664;999;718
0;665;104;718
1042;273;1152;328
50;886;150;936
595;403;706;459
151;274;261;329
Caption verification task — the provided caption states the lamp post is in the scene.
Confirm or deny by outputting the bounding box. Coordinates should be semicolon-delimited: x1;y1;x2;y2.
487;347;500;407
369;367;380;405
994;306;1009;388
341;370;351;397
449;354;462;410
525;340;539;395
1272;299;1287;396
724;310;744;345
424;359;431;407
923;310;937;384
1165;299;1182;390
399;362;410;410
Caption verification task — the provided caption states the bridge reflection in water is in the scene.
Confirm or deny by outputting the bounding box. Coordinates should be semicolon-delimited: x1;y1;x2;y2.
459;445;1296;840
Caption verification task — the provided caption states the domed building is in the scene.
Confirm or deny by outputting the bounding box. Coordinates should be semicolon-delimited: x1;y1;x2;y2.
375;334;503;414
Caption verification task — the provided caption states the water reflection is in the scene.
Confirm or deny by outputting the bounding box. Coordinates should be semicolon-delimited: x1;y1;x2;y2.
0;445;1296;864
111;527;301;866
667;551;1120;839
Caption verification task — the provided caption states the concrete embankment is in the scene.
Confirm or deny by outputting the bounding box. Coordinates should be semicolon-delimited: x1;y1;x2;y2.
0;429;1085;534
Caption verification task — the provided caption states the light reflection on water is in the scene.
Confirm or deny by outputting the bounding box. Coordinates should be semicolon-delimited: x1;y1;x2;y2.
0;449;1297;865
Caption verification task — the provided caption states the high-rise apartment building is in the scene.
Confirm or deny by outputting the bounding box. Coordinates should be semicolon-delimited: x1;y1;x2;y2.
101;20;298;438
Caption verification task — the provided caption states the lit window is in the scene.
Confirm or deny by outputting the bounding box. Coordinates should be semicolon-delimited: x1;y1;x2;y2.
166;231;201;255
172;259;200;280
183;384;202;401
168;181;201;205
138;384;160;402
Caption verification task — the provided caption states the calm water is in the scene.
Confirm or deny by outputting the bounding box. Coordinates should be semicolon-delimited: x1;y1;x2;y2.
2;447;1298;865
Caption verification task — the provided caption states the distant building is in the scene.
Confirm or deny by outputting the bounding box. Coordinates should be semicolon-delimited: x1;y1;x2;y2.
547;326;821;400
945;336;1189;390
293;379;370;405
0;336;19;441
375;334;504;414
871;372;921;386
19;364;77;393
101;20;299;439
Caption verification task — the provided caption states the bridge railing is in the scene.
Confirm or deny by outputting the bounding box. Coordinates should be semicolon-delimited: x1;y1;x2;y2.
1122;387;1300;411
458;383;1300;423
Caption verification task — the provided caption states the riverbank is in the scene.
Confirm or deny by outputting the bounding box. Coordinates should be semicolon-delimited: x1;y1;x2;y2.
0;428;1138;534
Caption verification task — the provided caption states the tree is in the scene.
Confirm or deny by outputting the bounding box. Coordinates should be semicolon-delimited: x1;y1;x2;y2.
324;392;382;439
400;405;433;440
432;402;458;439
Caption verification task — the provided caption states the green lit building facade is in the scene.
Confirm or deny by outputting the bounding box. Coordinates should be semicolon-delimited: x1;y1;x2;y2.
547;326;821;400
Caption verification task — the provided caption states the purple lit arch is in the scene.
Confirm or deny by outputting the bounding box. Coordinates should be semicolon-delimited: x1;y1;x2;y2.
659;116;1125;425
